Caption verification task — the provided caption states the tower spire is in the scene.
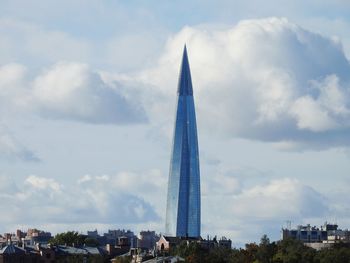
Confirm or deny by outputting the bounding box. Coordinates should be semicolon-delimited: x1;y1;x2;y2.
178;45;193;95
165;46;201;238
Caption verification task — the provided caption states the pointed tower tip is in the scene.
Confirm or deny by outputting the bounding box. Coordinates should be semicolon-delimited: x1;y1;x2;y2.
178;44;193;96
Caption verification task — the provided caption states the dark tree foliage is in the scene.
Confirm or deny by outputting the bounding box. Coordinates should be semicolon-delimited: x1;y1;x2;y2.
55;255;104;263
84;237;100;247
273;238;316;263
170;235;350;263
256;234;277;263
49;231;99;247
112;256;132;263
315;245;350;263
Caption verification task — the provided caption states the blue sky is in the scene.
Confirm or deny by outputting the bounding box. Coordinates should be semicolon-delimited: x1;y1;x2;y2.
1;0;350;246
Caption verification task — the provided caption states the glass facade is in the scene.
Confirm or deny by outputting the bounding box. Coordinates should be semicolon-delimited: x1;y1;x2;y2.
165;46;201;238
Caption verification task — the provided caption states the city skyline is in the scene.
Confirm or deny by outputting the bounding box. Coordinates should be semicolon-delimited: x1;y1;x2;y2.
1;0;350;247
165;46;201;238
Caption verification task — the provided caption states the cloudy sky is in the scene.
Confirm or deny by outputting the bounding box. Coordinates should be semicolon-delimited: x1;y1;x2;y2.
1;0;350;246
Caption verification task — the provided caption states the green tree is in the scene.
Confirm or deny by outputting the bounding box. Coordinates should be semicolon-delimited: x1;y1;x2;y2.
272;238;316;263
315;247;350;263
49;231;85;246
206;247;233;263
84;237;100;247
256;235;276;263
243;243;259;263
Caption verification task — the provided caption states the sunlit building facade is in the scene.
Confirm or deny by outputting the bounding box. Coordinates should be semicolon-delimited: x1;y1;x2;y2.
165;46;201;238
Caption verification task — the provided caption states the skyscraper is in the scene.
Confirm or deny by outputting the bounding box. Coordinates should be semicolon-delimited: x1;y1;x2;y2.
165;46;201;238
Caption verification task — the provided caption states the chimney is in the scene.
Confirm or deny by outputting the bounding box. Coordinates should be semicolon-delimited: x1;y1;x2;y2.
6;235;12;245
36;243;41;251
21;238;25;249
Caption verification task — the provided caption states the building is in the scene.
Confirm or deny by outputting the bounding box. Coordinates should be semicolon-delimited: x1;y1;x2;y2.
0;229;52;248
282;224;328;243
104;229;137;248
137;231;157;250
156;236;182;252
282;222;350;250
156;235;231;253
87;230;99;239
0;243;118;262
140;255;185;263
165;46;201;238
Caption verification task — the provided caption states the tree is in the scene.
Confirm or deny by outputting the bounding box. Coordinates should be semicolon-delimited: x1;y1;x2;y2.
273;238;316;263
315;247;350;263
84;237;100;247
49;231;86;246
256;235;276;263
243;243;259;263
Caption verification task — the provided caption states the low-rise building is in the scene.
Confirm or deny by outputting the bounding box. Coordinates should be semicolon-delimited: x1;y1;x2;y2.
282;222;350;250
156;235;232;253
0;242;124;262
138;231;157;250
104;229;137;247
156;236;181;252
282;224;328;243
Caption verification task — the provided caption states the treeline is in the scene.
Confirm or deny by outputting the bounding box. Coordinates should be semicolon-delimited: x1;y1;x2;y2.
172;235;350;263
49;231;100;247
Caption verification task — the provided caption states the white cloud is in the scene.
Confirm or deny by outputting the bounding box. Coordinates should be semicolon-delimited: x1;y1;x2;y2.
0;61;147;125
0;63;30;114
0;18;91;65
32;62;146;124
0;126;39;162
78;169;167;216
202;170;241;196
202;176;330;244
0;170;344;245
290;75;350;132
231;178;328;218
26;175;62;192
77;174;92;184
0;172;161;228
0;60;148;162
139;17;350;149
3;17;350;148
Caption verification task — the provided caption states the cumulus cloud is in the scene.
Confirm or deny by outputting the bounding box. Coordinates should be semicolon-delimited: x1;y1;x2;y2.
0;170;343;245
139;17;350;149
0;63;30;114
0;172;160;227
230;178;328;219
0;61;147;162
290;75;350;132
202;176;330;244
32;62;146;124
26;175;62;192
0;61;146;125
4;17;350;148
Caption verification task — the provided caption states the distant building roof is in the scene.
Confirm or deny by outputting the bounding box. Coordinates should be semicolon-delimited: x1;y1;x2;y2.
163;236;181;244
143;256;185;263
0;244;25;255
55;245;89;255
54;245;107;256
84;246;106;255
